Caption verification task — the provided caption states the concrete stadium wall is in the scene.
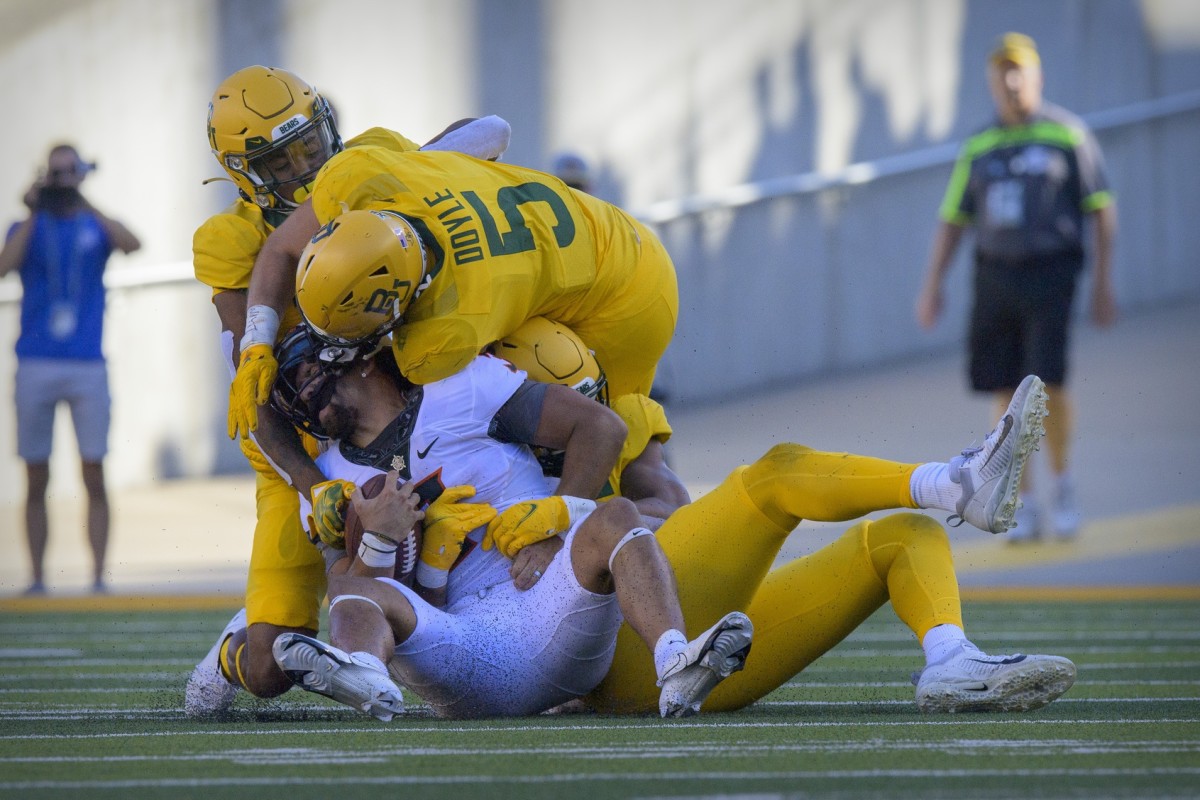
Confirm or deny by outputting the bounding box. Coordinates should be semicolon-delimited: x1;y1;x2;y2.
0;0;1198;513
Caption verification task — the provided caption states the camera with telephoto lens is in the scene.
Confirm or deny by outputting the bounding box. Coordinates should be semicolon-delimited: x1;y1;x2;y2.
36;185;85;213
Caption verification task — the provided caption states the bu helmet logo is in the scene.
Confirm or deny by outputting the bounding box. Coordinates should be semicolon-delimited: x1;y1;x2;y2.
363;279;414;317
364;288;398;316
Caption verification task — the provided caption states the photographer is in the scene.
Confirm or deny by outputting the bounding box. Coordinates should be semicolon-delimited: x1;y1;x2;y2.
0;143;140;595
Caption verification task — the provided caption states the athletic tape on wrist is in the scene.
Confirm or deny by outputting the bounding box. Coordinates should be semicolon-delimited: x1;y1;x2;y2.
329;594;384;615
240;304;280;352
415;562;449;589
358;531;400;569
608;527;653;573
561;496;597;526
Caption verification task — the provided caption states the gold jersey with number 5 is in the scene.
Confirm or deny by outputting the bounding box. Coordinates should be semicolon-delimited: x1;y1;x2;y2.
309;146;679;399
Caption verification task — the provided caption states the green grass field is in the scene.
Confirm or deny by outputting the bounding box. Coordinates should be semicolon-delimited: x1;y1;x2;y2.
1;599;1197;799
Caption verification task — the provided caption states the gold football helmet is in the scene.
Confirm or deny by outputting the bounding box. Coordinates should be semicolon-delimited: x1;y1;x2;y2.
207;66;341;212
296;210;429;347
490;317;608;404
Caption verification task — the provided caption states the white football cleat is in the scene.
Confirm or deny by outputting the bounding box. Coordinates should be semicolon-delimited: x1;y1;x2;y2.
658;611;753;718
949;374;1048;534
184;608;245;718
272;632;404;722
913;645;1076;713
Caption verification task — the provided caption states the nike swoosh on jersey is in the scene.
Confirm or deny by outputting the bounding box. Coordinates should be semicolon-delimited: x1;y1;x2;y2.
416;437;439;459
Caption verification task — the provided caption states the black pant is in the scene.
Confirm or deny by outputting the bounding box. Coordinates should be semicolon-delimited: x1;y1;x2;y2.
968;252;1083;392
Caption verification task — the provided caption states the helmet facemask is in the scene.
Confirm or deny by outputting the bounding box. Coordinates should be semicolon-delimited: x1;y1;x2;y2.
271;325;375;440
207;66;343;215
228;99;340;210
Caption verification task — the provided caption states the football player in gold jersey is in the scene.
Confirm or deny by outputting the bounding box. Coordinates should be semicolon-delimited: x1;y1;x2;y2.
225;144;680;443
185;65;511;717
492;319;1077;715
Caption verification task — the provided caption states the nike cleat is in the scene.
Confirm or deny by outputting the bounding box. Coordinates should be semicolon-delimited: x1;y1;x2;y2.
272;632;404;722
658;612;754;718
914;645;1076;713
949;374;1048;533
184;608;246;718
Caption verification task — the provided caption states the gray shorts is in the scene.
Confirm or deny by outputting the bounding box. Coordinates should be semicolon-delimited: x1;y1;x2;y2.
14;358;111;463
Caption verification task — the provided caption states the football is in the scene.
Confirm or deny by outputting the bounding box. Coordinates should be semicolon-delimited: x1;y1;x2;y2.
343;473;421;586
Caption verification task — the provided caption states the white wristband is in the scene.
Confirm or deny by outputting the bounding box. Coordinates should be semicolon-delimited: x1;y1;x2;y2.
561;496;597;527
416;562;449;589
241;304;280;352
358;531;399;569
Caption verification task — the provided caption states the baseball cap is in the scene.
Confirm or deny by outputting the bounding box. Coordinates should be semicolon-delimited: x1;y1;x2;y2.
989;32;1040;67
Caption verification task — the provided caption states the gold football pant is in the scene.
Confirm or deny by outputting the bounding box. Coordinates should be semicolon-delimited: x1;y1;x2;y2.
586;444;963;713
244;470;327;630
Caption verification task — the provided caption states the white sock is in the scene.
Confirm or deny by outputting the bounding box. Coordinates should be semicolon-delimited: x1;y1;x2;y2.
653;629;688;680
922;624;969;666
350;651;389;674
910;462;960;513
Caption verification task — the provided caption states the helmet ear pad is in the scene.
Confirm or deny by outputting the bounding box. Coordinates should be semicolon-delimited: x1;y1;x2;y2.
296;210;428;347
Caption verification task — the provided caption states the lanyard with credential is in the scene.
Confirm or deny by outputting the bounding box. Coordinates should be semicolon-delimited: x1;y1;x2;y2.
40;213;84;341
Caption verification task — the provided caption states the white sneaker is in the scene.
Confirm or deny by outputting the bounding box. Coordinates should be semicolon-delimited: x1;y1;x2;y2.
1008;494;1042;543
658;612;753;718
272;632;404;722
949;375;1048;534
184;608;246;718
913;644;1076;713
1052;476;1082;538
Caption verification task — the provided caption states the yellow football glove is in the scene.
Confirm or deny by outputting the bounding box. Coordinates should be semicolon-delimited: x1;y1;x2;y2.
308;479;356;549
227;343;278;440
238;438;275;477
483;496;596;559
416;485;497;588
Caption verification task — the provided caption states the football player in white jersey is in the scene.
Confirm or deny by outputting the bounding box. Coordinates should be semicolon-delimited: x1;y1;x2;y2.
266;326;753;719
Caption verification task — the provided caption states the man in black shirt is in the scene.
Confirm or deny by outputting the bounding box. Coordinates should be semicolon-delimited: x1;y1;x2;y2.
916;32;1118;542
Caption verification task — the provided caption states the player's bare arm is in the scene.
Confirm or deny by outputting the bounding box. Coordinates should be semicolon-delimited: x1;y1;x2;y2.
530;384;627;500
253;406;325;496
616;439;692;530
916;220;965;329
245;199;320;321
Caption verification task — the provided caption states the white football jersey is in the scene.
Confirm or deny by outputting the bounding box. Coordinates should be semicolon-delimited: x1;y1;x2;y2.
315;354;555;605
